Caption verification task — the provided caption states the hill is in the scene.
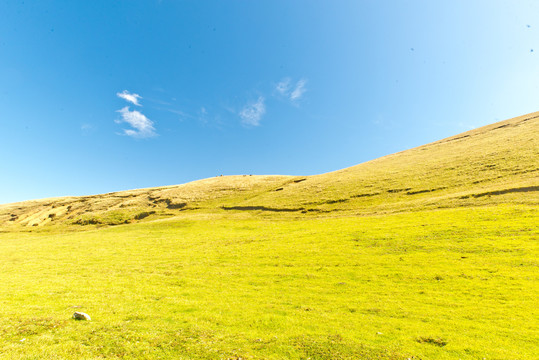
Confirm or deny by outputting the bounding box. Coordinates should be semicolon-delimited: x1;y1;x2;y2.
1;111;537;228
0;111;537;359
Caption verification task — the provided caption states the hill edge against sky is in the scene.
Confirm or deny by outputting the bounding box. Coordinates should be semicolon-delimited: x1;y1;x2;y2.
1;111;537;228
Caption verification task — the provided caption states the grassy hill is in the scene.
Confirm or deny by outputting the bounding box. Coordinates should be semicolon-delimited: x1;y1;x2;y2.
0;112;537;359
1;111;537;228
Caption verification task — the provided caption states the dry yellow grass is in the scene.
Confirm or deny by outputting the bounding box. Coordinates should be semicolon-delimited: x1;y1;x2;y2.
1;111;537;229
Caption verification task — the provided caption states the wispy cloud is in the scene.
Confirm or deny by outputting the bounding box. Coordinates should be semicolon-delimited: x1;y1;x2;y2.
116;106;156;138
117;90;142;106
290;79;307;101
239;97;265;126
159;107;194;121
80;123;96;136
276;78;291;96
275;78;307;101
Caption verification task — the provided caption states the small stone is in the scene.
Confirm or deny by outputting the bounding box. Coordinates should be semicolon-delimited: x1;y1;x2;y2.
72;311;91;321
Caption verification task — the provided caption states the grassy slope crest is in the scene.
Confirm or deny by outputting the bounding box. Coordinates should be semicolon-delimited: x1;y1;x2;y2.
0;111;537;228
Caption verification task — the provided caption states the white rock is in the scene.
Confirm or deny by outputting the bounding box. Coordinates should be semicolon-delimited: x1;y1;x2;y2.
72;312;91;321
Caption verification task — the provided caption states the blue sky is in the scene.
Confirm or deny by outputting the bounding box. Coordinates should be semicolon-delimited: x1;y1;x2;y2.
1;1;538;204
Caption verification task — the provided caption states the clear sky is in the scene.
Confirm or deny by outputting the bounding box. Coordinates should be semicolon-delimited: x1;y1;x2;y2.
1;1;538;204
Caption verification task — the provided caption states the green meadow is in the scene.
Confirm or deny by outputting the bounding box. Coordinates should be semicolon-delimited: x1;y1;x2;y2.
1;206;537;359
0;113;538;359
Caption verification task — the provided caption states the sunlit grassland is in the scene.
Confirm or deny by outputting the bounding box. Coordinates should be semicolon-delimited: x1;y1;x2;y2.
2;112;537;228
1;205;537;359
0;113;537;358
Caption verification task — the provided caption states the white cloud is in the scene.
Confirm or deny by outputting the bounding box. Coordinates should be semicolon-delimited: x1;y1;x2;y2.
290;79;307;101
276;78;291;95
117;90;142;106
116;106;156;138
239;97;265;126
276;78;307;101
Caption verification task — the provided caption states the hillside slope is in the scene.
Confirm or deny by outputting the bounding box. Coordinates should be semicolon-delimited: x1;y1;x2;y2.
1;111;537;228
242;111;538;213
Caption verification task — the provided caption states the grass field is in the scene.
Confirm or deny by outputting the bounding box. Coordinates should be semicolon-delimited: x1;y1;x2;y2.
1;206;537;359
0;113;538;359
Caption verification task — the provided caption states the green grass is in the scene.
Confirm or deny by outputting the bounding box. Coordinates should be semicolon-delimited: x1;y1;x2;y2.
0;112;537;358
1;205;537;359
